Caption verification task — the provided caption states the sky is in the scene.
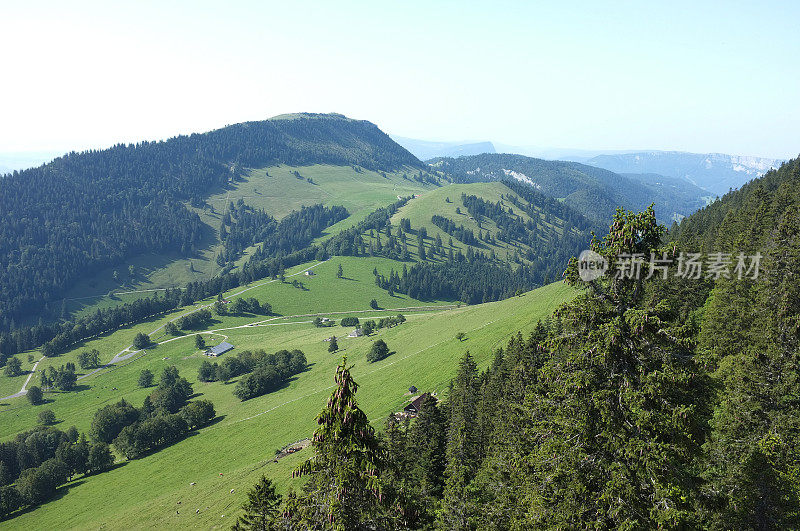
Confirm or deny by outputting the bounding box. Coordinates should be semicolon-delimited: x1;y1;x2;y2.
1;0;798;159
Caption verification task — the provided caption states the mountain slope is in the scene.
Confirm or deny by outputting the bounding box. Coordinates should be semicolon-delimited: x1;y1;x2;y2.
586;151;784;195
0;114;425;330
428;153;707;226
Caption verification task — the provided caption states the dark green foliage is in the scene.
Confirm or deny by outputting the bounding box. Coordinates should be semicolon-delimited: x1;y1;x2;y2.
340;316;359;327
37;409;56;425
137;369;154;388
77;348;101;369
229;297;268;316
132;332;151;350
328;336;339;353
87;442;115;474
431;214;480;246
0;484;24;518
233;349;307;401
231;475;283;531
113;413;189;459
438;352;480;529
27;385;43;405
180;400;216;430
164;321;179;335
195;334;206;350
366;339;390;363
41;364;77;391
149;366;193;413
217;202;347;266
370;299;379;310
378;259;544;304
177;309;213;330
197;360;217;382
362;320;375;336
376;314;404;329
15;458;69;506
91;399;140;443
4;356;21;377
288;358;386;529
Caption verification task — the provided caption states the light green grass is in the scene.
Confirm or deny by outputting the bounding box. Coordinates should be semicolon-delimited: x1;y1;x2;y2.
57;164;434;322
384;181;575;264
0;256;451;432
1;277;575;529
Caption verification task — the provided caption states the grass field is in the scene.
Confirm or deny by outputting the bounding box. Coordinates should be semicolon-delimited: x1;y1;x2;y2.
379;181;578;265
57;164;435;322
1;254;575;528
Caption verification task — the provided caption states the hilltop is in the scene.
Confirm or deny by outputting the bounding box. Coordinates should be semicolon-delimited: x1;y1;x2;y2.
0;114;432;331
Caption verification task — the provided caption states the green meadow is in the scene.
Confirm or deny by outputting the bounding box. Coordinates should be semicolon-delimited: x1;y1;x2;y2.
58;164;435;322
1;253;575;528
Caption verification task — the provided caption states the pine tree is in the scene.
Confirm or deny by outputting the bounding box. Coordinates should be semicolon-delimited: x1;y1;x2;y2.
518;206;709;528
438;351;480;530
231;475;282;530
328;336;338;353
407;394;446;523
288;358;385;529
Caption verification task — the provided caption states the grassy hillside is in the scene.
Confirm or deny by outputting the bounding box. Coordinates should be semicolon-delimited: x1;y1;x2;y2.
0;112;429;331
60;165;435;320
1;264;574;528
386;181;579;264
430;152;707;225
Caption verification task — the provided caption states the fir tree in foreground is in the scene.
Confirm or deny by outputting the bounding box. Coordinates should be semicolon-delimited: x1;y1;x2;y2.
286;357;386;529
231;475;282;531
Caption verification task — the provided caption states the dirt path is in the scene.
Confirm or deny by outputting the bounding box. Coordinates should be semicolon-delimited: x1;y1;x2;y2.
1;261;329;401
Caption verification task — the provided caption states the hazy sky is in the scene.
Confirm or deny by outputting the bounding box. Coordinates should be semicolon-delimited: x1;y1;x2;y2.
1;0;798;158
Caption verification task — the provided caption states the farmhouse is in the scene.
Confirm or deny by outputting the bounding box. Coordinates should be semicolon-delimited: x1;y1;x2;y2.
206;342;234;357
348;328;364;338
403;393;432;417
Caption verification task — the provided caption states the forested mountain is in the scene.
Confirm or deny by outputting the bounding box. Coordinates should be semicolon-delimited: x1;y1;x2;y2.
428;153;707;225
259;157;800;529
586;150;784;195
350;156;800;529
0;114;422;330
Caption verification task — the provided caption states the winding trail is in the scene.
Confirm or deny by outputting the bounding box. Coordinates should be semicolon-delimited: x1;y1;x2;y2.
0;261;327;401
0;259;457;401
1;356;46;400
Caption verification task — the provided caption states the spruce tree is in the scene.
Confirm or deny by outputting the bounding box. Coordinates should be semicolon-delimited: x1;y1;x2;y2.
232;475;282;531
438;351;480;530
288;358;385;529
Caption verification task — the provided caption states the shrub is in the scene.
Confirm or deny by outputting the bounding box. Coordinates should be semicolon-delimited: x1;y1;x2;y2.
27;385;43;405
366;339;391;363
340;317;360;327
138;369;154;388
132;332;151;350
38;409;56;425
3;356;21;377
181;400;216;429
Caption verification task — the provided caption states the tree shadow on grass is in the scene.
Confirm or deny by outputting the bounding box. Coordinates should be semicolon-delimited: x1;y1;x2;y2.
6;478;88;520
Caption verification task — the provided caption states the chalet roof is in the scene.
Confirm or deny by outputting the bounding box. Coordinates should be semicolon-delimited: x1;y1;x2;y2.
403;393;431;413
207;342;234;356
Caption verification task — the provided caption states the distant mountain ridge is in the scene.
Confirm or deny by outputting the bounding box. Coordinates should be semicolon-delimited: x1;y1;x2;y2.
390;135;496;160
582;151;783;196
